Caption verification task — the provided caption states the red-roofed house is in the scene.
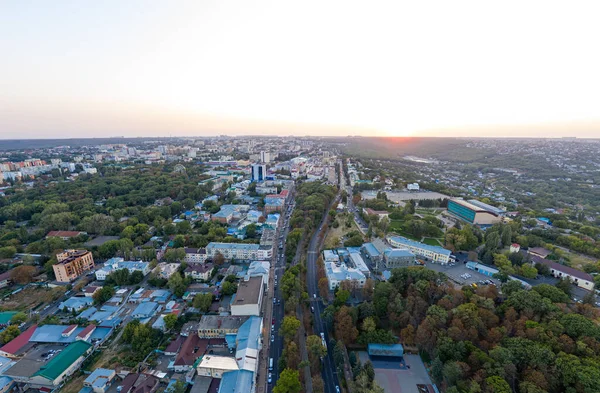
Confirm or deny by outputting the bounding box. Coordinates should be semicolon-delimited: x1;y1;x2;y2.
0;324;37;357
62;324;77;337
76;324;96;341
510;243;521;253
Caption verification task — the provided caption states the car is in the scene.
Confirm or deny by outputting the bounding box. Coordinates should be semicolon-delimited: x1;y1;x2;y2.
268;373;272;383
336;386;340;393
273;298;277;304
314;294;317;299
311;306;315;313
271;335;274;342
272;319;275;325
271;325;274;331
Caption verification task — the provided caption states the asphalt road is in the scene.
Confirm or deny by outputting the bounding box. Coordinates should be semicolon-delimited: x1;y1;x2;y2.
306;192;342;393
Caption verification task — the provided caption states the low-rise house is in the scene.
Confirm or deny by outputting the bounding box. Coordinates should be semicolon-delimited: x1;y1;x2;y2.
196;356;239;378
59;296;94;312
83;368;116;393
46;231;86;240
362;208;389;221
528;247;552;259
185;264;213;281
95;258;150;280
0;272;12;289
118;373;160;393
530;255;594;290
157;263;180;279
325;261;366;290
132;302;160;320
83;286;101;298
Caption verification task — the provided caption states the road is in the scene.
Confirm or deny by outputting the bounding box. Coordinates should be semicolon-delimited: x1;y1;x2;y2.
266;199;295;393
306;182;343;393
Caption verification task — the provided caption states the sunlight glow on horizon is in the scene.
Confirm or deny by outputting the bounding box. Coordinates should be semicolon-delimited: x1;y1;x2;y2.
1;1;600;139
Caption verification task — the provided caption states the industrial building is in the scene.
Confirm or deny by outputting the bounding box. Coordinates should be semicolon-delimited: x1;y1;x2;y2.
230;276;264;316
447;198;503;225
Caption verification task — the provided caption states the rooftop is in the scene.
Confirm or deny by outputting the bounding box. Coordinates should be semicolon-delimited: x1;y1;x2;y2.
387;235;451;256
207;243;260;251
197;355;238;371
0;324;37;355
218;370;254;393
231;277;262;306
361;243;380;257
383;248;415;258
34;341;92;381
197;315;249;331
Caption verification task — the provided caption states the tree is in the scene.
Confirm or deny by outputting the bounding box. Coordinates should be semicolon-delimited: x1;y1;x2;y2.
533;284;569;303
213;252;225;265
163;313;178;331
193;293;213;312
335;306;359;344
221;281;237;296
334;289;350;306
306;334;327;359
10;265;37;284
318;277;329;299
10;312;27;325
0;325;20;344
280;316;301;341
0;246;17;259
273;368;302;393
106;268;130;286
93;286;116;305
168;273;187;298
556;278;572;296
170;380;187;393
485;376;511;393
164;248;185;263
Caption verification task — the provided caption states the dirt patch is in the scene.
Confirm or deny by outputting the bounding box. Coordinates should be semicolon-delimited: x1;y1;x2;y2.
0;286;65;311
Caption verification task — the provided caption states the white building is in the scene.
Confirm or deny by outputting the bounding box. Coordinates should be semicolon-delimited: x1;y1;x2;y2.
260;151;271;163
196;356;239;378
325;262;366;291
407;183;420;191
230;276;264;316
386;235;452;264
95;258;151;280
206;243;272;261
184;248;208;263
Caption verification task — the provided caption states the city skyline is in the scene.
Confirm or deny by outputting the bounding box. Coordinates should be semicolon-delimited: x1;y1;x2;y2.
2;1;600;139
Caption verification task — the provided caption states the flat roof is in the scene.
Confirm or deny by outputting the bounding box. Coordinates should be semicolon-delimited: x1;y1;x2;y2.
387;236;451;257
232;277;262;306
197;315;249;331
198;355;238;371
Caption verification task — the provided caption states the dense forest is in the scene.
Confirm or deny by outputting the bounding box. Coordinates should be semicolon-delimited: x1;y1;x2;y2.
326;267;600;393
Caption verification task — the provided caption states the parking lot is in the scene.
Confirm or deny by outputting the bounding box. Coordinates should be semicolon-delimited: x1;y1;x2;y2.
358;352;434;393
425;262;499;287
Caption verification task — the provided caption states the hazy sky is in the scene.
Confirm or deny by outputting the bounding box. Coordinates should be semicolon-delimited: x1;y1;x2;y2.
1;1;599;139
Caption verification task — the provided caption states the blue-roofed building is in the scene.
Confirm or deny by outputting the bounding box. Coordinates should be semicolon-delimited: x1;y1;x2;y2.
132;302;159;319
382;248;416;269
29;325;112;344
95;258;150;281
83;368;116;393
266;213;280;228
361;243;381;265
368;343;404;358
0;377;15;393
325;260;366;290
387;235;452;264
59;296;93;312
206;243;271;261
247;210;263;223
218;370;254;393
234;316;262;372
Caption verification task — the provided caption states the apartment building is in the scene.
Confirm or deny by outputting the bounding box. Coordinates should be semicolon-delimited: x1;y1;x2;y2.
386;235;452;264
53;250;95;283
206;242;272;261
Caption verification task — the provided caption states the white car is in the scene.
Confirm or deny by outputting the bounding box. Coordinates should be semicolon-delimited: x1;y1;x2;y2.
268;373;272;383
271;335;274;342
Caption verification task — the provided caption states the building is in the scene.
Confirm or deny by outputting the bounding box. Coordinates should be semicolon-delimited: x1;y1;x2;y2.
264;198;284;213
362;208;389;221
260;151;271;163
230;277;264;316
132;302;160;319
185;264;213;281
206;243;272;262
447;198;502;225
325;262;366;290
528;247;552;259
197;316;250;338
53;250;95;283
368;343;404;358
407;183;420;191
83;368;116;393
196;356;239;378
348;251;370;277
156;263;180;279
4;340;93;389
59;296;94;312
46;231;86;240
382;248;416;269
95;258;150;280
386;235;452;264
510;243;521;253
251;164;266;182
0;272;12;289
184;248;208;263
529;255;594;291
360;243;381;266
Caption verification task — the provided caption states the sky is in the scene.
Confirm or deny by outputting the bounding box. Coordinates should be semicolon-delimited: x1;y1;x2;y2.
1;0;599;139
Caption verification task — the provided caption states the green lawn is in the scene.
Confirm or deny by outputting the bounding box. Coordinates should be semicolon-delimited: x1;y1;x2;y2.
423;237;443;247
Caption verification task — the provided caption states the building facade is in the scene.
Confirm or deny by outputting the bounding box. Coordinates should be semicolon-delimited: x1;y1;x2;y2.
386;235;451;264
382;248;416;269
53;250;95;282
206;243;272;261
447;199;502;225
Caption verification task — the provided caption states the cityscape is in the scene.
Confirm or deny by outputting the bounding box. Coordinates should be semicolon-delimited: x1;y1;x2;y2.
2;2;600;393
0;136;599;393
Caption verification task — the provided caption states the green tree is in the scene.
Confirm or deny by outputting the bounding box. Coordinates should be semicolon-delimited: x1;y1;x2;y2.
10;312;27;325
193;293;214;312
485;376;511;393
168;272;187;298
280;316;301;341
0;325;20;344
163;313;178;331
221;281;237;296
93;286;116;305
306;334;327;359
273;368;302;393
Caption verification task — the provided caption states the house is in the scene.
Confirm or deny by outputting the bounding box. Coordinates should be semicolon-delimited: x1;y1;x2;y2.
528;247;552;259
95;258;150;280
0;325;37;358
184;248;208;263
157;263;180;279
83;368;116;393
362;208;389;221
118;374;160;393
185;264;213;281
230;277;264;316
83;286;101;297
165;335;185;356
197;316;250;338
59;296;94;312
510;243;521;253
196;356;239;378
132;302;160;319
0;272;11;289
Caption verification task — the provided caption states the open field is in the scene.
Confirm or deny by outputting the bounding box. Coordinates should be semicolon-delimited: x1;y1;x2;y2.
324;214;362;249
422;237;443;246
0;286;65;311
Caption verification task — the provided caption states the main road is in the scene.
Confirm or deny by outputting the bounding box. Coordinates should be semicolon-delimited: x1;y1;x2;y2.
306;178;343;393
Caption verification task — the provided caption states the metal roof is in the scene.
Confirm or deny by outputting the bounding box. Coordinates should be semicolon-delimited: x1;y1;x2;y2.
34;341;92;381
